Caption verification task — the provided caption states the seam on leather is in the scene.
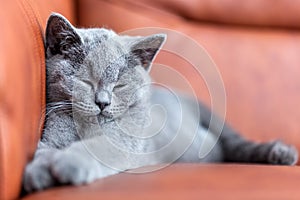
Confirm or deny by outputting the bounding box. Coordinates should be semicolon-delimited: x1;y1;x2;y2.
13;0;45;199
18;0;45;150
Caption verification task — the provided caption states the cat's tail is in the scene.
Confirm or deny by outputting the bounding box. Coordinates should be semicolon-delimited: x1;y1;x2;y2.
198;102;298;165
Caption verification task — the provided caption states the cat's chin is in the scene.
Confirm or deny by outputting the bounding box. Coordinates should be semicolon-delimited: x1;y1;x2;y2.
100;109;125;119
97;114;114;124
100;110;113;118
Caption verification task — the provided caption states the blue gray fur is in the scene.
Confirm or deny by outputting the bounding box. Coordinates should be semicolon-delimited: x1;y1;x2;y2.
23;13;299;193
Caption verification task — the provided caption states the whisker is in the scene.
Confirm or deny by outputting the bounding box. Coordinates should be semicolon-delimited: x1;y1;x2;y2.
45;107;73;118
43;100;99;118
45;102;74;116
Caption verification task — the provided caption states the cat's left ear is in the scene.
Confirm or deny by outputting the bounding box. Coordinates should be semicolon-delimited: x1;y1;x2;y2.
130;34;166;71
45;13;83;60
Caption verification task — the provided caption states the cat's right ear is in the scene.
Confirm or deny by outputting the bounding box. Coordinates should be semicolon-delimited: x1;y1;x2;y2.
45;13;83;59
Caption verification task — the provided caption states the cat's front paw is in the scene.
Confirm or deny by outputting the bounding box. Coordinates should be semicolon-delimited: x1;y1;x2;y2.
50;151;100;185
23;160;55;192
268;141;298;165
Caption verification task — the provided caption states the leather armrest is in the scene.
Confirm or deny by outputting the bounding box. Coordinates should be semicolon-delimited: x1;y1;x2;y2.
0;1;75;199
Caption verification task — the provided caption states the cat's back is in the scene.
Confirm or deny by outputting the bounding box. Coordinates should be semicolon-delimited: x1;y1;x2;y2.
150;86;200;121
148;87;202;158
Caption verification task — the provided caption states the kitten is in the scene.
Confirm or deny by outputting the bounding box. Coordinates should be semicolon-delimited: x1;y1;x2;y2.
23;13;298;192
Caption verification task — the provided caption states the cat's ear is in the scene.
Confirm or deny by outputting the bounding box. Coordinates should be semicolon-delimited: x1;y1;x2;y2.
130;34;166;71
45;13;83;60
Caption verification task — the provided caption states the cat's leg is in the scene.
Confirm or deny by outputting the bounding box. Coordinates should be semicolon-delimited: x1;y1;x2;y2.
23;143;58;192
217;127;298;165
24;113;81;192
48;135;120;186
198;102;298;165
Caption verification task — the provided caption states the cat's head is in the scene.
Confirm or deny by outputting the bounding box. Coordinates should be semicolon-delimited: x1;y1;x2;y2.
45;13;166;119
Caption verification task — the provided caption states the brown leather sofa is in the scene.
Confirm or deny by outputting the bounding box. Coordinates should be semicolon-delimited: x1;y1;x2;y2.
1;0;300;200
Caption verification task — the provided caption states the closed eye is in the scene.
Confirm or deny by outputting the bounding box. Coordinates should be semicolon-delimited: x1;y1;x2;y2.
81;80;94;90
114;83;127;90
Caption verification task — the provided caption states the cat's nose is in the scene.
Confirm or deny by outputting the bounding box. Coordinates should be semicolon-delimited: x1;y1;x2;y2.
95;91;111;110
97;101;110;111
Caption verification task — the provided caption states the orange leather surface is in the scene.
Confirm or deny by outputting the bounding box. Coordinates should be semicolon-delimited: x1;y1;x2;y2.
78;0;300;151
21;164;300;200
0;1;75;200
129;0;300;28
